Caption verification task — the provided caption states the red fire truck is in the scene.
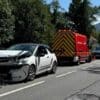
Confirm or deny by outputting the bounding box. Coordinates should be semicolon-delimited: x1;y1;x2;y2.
52;29;92;65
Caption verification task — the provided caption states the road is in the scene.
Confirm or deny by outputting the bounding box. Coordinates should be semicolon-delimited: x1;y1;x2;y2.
0;60;100;100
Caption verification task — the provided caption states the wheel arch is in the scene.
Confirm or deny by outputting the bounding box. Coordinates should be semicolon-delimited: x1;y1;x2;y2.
53;60;57;66
30;64;37;72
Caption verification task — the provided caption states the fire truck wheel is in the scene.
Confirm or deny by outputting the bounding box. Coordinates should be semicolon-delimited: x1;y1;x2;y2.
86;55;92;63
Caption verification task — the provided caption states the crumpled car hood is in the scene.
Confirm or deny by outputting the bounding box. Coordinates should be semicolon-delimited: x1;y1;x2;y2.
0;50;28;57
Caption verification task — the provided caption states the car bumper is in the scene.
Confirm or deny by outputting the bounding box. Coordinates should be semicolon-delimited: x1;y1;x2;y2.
0;63;29;82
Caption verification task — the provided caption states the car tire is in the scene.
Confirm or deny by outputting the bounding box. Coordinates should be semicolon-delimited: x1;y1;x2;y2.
26;65;36;81
49;62;57;74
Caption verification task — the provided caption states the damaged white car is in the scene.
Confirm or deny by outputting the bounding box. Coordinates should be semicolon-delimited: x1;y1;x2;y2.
0;43;57;82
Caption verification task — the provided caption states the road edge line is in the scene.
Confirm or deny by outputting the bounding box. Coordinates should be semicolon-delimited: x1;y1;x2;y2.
56;71;77;78
0;81;45;98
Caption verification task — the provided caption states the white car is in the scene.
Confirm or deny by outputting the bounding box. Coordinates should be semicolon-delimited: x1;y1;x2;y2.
0;43;57;82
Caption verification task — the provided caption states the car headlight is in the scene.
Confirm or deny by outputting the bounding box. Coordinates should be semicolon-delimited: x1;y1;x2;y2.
18;59;28;64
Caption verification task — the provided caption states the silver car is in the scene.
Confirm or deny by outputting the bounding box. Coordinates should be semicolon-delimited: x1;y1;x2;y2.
0;43;57;82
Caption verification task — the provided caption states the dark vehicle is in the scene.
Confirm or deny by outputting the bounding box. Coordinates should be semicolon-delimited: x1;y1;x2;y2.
0;43;57;82
92;45;100;59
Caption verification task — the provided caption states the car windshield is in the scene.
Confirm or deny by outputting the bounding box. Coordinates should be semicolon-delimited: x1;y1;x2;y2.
7;44;36;53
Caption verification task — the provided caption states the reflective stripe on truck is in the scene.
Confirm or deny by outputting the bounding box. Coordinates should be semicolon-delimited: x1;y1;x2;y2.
52;30;75;57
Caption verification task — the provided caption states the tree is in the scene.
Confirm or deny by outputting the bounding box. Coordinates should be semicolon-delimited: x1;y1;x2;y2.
50;0;62;30
50;0;59;25
56;12;70;29
0;0;15;47
93;6;100;14
50;0;69;30
68;0;82;29
97;33;100;44
78;0;94;38
68;0;96;39
12;0;54;45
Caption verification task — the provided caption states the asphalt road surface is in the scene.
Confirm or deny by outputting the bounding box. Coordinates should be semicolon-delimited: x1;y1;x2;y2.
0;60;100;100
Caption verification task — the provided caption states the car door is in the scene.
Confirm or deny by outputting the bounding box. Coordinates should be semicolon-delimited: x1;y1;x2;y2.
36;46;51;72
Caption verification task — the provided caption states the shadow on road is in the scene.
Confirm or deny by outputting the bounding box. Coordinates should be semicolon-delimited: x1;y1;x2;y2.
65;93;100;100
0;79;8;88
83;67;100;74
58;62;77;67
58;62;85;67
0;72;50;86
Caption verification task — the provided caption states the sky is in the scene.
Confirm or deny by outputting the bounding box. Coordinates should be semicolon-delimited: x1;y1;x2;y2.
46;0;100;24
46;0;100;11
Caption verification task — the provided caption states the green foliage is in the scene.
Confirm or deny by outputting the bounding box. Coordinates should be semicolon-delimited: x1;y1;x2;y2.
12;0;54;45
68;0;96;39
0;0;99;47
50;0;69;30
98;33;100;44
50;0;60;27
56;12;69;29
94;32;100;44
0;0;15;46
78;0;94;38
93;6;100;14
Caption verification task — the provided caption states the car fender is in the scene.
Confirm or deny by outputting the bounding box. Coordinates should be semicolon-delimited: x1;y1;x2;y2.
49;53;57;68
20;56;36;66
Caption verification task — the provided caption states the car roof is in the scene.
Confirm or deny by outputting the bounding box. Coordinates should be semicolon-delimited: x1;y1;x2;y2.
13;43;49;48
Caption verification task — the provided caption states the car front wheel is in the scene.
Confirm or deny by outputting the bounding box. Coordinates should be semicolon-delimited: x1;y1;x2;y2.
26;65;36;81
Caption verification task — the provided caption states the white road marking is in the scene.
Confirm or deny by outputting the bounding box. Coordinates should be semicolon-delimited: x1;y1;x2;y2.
56;71;77;78
0;81;45;98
